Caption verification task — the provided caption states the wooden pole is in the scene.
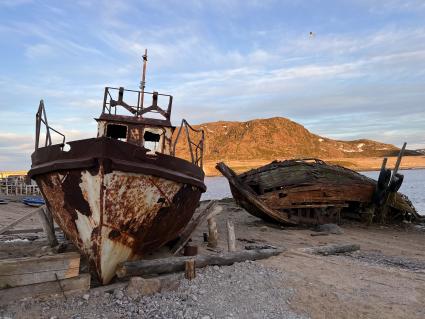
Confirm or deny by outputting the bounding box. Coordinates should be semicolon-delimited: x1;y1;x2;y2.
184;259;196;280
37;206;58;247
226;220;236;252
207;217;218;248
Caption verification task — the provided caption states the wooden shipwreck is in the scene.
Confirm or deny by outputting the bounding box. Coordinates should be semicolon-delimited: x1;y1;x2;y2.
28;51;206;284
217;158;421;226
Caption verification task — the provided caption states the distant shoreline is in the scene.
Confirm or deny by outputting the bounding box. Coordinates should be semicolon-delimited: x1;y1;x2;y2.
202;155;425;177
2;156;425;178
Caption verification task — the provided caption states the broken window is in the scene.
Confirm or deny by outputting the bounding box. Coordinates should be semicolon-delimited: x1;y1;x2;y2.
106;124;127;141
144;130;161;154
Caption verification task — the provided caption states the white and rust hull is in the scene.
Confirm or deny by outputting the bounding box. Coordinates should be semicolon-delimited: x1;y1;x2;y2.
29;138;205;284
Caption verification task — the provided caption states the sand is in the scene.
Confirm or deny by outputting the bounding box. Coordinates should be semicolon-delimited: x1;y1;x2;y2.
1;200;425;318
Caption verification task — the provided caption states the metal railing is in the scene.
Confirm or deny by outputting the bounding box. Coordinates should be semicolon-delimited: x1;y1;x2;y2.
172;119;205;168
35;100;66;150
102;87;173;120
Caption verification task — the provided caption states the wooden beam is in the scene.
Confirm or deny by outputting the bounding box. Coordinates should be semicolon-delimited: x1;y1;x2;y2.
0;206;45;235
304;243;360;256
0;252;80;288
2;227;61;235
0;273;90;305
116;248;284;278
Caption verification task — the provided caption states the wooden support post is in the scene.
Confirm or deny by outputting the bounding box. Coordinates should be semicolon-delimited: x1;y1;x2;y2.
38;206;58;247
226;220;236;252
184;259;196;280
207;217;218;248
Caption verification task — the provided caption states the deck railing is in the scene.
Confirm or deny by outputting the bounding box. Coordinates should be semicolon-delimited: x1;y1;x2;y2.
102;87;173;120
35;100;66;150
172;119;205;168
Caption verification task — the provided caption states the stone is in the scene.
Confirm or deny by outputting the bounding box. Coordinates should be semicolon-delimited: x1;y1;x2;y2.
113;289;124;300
82;294;90;301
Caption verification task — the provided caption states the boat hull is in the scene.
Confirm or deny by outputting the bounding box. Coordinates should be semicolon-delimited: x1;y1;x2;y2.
29;137;205;284
217;160;417;225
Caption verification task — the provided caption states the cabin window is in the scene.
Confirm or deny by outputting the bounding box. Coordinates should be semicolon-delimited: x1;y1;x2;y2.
106;124;127;141
144;130;161;154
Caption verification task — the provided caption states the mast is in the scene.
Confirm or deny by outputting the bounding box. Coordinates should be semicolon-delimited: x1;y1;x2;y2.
139;48;148;114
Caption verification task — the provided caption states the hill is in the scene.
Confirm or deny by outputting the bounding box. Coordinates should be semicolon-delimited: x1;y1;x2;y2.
174;117;418;162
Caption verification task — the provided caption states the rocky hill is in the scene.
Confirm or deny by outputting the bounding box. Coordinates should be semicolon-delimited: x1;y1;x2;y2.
174;117;418;161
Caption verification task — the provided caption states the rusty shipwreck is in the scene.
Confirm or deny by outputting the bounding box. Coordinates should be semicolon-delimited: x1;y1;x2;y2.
217;158;421;226
28;52;206;284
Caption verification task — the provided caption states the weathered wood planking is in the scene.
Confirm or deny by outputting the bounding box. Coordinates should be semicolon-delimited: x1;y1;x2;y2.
240;160;374;192
0;273;90;305
0;252;80;288
259;184;374;209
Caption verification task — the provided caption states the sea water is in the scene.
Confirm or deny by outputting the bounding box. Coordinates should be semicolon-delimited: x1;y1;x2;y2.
201;168;425;215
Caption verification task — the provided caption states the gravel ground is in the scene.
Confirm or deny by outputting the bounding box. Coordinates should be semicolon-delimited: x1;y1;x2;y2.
0;261;308;319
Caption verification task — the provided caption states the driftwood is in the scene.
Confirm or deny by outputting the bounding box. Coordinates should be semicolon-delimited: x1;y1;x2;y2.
0;206;45;235
116;248;284;278
305;243;360;256
171;201;221;254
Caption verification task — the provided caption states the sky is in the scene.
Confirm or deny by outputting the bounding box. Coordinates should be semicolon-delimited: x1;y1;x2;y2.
0;0;424;170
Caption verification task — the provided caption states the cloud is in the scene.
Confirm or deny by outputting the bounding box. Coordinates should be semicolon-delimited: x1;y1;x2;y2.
0;0;424;174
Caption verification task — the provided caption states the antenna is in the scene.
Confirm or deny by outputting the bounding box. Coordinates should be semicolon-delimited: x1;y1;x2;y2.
139;48;148;112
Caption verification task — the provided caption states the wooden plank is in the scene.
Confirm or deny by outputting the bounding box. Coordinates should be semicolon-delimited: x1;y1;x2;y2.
2;227;61;235
0;273;90;305
116;248;284;278
0;252;80;288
